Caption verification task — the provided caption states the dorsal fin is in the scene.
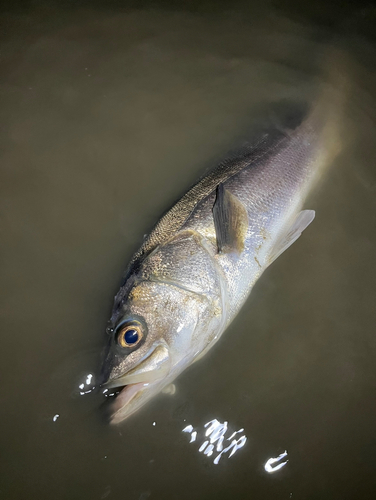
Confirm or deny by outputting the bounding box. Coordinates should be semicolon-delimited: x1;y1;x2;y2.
131;131;286;265
213;183;248;254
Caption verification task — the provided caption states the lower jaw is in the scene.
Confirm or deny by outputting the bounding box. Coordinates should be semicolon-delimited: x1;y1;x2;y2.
109;382;149;424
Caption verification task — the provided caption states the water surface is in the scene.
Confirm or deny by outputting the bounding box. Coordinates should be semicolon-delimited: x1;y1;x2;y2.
1;1;376;499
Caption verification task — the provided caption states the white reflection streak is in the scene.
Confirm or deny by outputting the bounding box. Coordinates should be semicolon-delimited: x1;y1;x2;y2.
182;419;247;464
183;425;197;443
78;373;96;396
204;444;214;457
213;435;247;465
204;419;228;452
199;440;209;452
264;451;288;473
228;429;244;440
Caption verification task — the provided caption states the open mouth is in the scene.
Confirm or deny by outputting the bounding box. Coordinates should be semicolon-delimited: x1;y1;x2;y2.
103;381;145;398
100;369;152;421
103;381;143;402
100;344;171;423
102;381;150;424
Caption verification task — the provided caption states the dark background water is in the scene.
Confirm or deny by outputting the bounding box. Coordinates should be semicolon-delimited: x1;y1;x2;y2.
1;0;376;498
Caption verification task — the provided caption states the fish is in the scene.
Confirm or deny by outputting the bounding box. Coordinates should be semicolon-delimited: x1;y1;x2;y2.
100;95;340;424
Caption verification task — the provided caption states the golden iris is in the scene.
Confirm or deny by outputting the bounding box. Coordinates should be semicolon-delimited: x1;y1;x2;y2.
117;324;143;348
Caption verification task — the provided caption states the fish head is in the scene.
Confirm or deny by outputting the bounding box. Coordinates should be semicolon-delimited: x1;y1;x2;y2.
101;278;221;424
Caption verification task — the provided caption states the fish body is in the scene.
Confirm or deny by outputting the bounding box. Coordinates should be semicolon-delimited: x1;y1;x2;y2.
101;100;336;424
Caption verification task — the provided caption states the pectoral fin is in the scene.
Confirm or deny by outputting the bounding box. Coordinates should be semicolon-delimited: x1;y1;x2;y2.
162;383;176;395
213;183;248;254
268;209;315;264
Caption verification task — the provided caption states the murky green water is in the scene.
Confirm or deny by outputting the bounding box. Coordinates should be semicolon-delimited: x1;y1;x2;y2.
1;1;376;499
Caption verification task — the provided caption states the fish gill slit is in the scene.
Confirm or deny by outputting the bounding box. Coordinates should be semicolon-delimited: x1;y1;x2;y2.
193;231;229;335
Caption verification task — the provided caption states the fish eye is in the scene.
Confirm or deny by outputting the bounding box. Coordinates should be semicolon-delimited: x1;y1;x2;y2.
117;323;143;348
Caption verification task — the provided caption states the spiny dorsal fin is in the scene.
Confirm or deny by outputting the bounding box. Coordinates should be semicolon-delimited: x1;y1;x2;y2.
213;183;248;254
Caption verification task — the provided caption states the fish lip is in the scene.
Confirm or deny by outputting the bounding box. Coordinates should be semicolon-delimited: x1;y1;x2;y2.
101;343;171;424
103;381;146;415
108;382;150;424
100;346;157;389
109;376;172;425
101;343;170;389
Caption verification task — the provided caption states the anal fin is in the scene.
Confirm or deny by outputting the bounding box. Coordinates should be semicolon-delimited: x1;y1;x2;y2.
268;210;315;264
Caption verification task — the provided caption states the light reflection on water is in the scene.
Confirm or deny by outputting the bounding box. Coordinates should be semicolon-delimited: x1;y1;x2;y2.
183;419;247;465
264;450;289;473
183;419;289;472
71;373;289;475
78;372;96;396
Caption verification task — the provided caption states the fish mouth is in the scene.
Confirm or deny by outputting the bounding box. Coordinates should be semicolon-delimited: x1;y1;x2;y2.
102;344;171;424
105;382;151;424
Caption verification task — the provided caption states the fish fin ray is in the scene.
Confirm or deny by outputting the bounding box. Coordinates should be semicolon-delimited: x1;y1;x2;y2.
213;183;248;254
268;209;315;264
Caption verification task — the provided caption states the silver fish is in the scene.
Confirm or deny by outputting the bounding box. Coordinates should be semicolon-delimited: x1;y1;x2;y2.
100;98;339;424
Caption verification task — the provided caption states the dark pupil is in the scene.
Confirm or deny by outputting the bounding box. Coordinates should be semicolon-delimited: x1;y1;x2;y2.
124;329;139;345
